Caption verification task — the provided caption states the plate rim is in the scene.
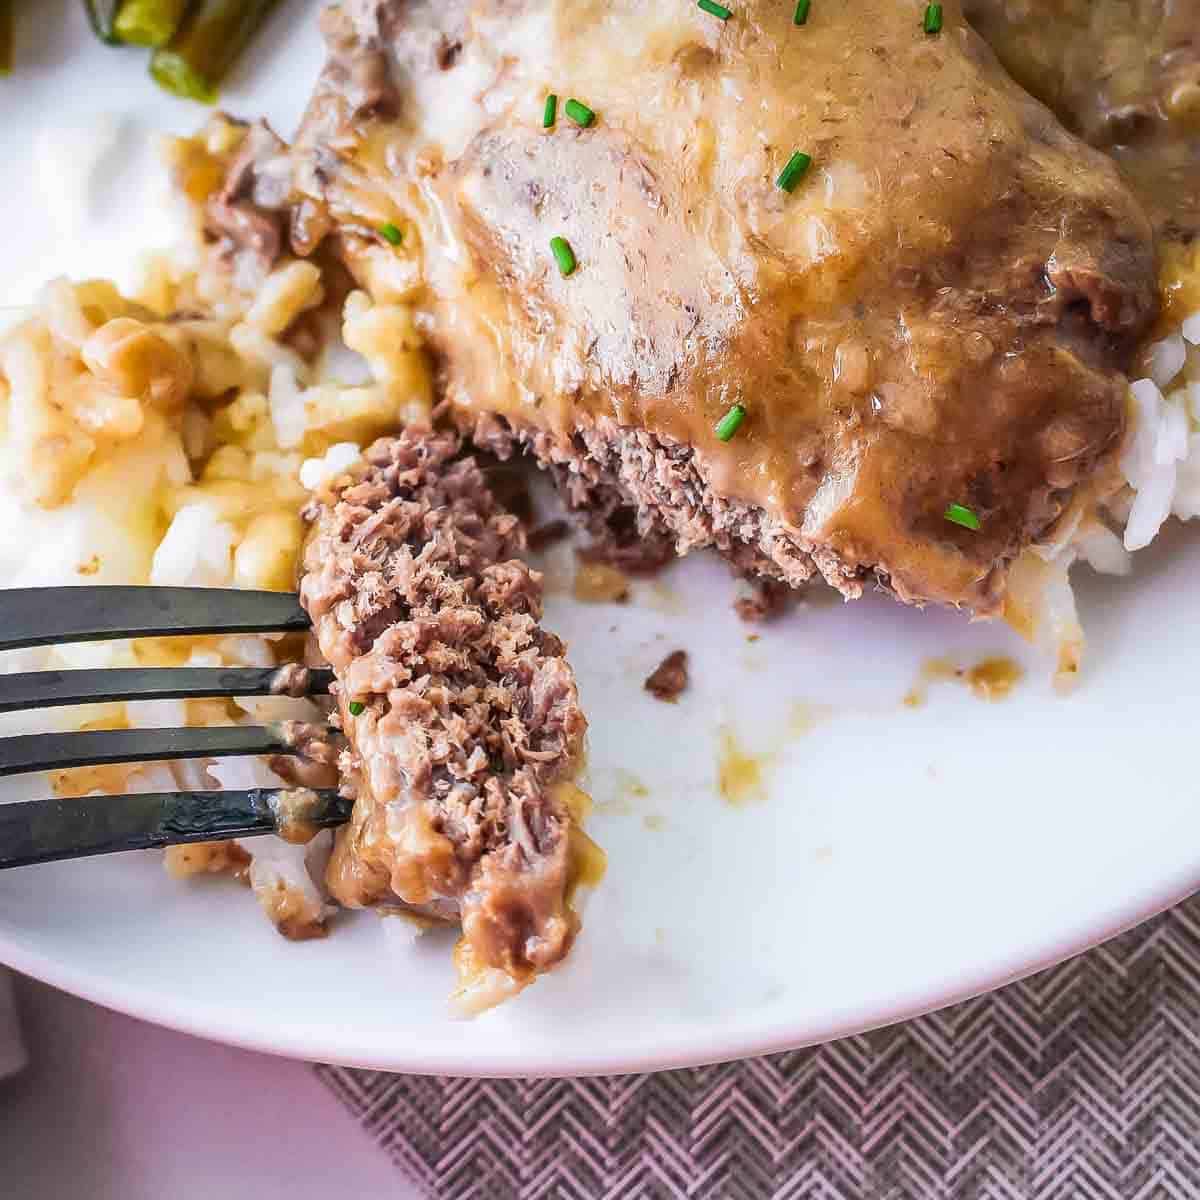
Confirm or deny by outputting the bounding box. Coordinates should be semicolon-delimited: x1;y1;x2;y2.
3;863;1196;1076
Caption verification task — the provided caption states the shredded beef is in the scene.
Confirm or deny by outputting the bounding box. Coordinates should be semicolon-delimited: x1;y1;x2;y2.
299;429;587;997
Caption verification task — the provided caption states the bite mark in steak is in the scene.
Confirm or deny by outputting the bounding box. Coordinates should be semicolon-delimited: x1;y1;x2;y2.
299;429;588;1011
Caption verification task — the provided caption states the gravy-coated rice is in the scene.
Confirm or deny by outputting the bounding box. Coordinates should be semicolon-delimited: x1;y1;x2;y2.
0;116;434;941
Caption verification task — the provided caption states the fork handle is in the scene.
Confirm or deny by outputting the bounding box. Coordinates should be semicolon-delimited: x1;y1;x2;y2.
0;787;351;868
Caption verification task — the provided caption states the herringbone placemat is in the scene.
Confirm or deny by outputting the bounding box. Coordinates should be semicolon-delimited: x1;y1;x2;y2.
317;893;1200;1199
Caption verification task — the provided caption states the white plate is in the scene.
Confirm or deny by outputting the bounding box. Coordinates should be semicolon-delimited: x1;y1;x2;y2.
1;2;1199;1077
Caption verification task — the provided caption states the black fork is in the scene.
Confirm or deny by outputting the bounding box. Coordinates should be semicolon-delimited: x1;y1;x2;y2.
0;587;350;869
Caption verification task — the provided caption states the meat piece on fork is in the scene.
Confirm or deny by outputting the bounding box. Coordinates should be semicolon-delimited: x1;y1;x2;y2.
299;429;591;1013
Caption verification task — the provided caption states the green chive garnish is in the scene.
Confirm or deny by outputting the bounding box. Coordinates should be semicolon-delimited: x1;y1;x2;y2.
348;701;365;716
698;0;732;19
715;404;747;442
776;150;813;193
944;503;980;531
923;3;943;34
378;223;403;246
550;236;577;277
543;93;558;128
564;98;595;128
793;0;811;24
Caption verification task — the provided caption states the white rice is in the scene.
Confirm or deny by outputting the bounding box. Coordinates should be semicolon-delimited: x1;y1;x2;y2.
150;503;238;588
268;364;308;450
1117;317;1200;551
299;442;362;491
1006;302;1200;689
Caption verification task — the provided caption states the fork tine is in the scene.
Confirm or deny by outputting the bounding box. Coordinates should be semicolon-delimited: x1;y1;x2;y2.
0;666;334;714
0;787;352;869
0;587;311;652
0;725;297;778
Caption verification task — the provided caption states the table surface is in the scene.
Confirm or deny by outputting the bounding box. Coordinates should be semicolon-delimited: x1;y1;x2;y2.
0;975;419;1200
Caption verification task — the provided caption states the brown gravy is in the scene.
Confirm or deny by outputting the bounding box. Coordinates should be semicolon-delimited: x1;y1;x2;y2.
904;654;1024;707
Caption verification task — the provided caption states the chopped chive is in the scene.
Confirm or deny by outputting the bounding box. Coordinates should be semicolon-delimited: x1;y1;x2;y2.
378;222;403;246
543;92;558;128
715;404;747;442
776;150;813;193
923;3;943;34
697;0;732;19
550;236;577;277
348;701;365;716
793;0;811;24
944;503;980;531
564;98;595;128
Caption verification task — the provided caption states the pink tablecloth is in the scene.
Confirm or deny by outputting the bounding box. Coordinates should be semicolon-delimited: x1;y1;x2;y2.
0;974;411;1200
0;968;26;1082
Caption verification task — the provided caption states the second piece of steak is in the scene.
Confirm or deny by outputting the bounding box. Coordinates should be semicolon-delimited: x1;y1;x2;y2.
299;429;589;1012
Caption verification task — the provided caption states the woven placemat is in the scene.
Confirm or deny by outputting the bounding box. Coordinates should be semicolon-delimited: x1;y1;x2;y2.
317;894;1200;1199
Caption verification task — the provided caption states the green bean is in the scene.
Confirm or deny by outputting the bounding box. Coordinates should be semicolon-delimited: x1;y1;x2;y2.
114;0;189;48
1;0;13;73
82;0;124;46
150;0;280;104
